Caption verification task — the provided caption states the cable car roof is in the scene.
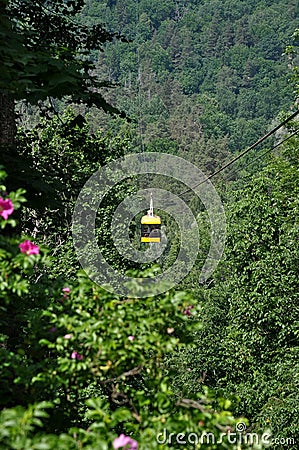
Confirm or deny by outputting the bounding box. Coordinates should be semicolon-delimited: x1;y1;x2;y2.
141;215;161;224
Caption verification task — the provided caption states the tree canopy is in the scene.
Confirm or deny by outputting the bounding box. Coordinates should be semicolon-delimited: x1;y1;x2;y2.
0;0;126;115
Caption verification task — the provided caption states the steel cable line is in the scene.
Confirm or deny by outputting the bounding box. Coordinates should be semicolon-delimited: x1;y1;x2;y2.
226;126;299;181
135;0;150;189
177;109;299;197
134;0;160;246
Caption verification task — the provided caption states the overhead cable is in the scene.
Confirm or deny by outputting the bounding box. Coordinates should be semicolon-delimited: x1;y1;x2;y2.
178;109;299;197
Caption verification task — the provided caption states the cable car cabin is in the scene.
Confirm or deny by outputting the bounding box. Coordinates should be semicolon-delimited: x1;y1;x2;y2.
141;214;161;243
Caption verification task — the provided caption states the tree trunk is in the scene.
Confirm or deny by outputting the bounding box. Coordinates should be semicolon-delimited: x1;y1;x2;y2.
0;93;20;237
0;93;16;145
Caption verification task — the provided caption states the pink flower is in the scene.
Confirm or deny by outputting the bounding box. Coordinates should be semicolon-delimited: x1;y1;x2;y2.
19;240;40;255
113;434;138;450
128;335;135;341
71;351;83;360
62;287;70;294
183;305;194;316
0;197;14;220
62;287;71;298
64;334;72;339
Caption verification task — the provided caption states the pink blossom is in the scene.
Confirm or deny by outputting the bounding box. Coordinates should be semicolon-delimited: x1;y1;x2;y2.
128;335;135;341
62;287;71;294
62;287;71;298
0;197;14;220
113;434;138;450
71;351;83;360
183;305;194;316
19;240;40;255
64;334;72;339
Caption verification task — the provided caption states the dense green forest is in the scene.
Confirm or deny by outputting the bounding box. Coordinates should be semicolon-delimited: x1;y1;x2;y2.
82;0;298;158
0;0;298;449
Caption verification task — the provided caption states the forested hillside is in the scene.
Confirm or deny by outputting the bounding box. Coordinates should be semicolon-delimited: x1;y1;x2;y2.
0;0;299;449
82;0;297;162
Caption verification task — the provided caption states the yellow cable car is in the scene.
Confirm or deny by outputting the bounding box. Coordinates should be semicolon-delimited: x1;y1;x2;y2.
141;194;161;243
